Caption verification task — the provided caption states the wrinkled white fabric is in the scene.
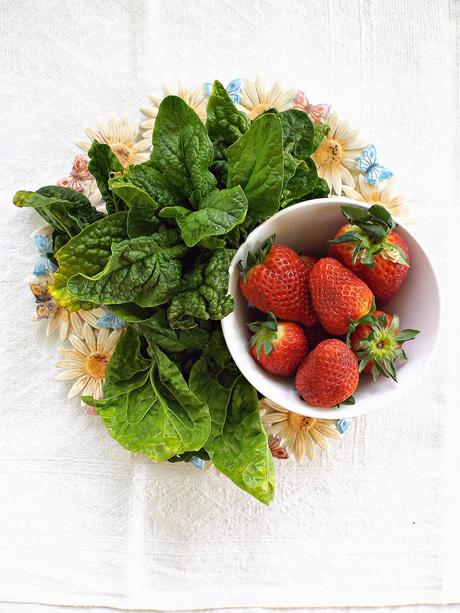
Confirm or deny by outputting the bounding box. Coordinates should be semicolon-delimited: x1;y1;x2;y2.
1;0;459;610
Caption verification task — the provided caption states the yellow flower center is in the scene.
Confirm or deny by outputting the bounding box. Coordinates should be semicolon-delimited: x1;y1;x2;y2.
248;102;273;120
85;352;109;379
313;137;343;168
288;412;317;432
111;143;135;167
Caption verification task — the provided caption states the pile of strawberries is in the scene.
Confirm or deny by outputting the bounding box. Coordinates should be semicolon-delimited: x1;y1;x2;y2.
240;204;419;408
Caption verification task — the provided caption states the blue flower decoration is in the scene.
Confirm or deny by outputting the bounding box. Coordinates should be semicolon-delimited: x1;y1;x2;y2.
32;234;57;276
204;79;242;103
96;312;125;330
191;456;206;470
357;144;393;185
336;418;352;434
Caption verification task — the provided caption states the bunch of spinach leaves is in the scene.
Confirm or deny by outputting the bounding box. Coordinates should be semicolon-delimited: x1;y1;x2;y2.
13;80;329;504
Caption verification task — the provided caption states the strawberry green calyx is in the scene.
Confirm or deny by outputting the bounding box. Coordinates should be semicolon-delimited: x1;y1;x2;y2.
238;235;275;280
247;311;279;358
329;204;409;268
349;311;419;382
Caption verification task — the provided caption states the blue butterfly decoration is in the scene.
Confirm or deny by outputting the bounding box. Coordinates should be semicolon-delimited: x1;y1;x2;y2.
191;456;206;470
357;144;393;185
204;79;242;104
33;235;57;276
96;312;125;330
336;419;352;434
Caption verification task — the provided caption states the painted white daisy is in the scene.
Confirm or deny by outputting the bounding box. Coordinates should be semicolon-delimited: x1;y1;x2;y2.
343;175;409;221
240;76;296;120
260;398;342;462
140;83;208;140
77;114;150;167
83;176;104;211
29;273;104;339
312;113;368;195
47;304;106;341
56;324;122;400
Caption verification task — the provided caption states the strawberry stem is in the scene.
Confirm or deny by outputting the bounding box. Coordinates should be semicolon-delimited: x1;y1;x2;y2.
351;311;419;381
248;312;279;359
239;235;275;280
329;204;408;268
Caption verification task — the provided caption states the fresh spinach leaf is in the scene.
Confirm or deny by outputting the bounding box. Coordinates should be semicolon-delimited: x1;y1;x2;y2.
281;157;319;206
167;249;234;329
189;356;238;445
206;80;250;147
127;204;159;238
312;122;330;152
227;113;284;223
308;176;330;198
88;142;124;214
282;153;302;189
279;109;314;158
109;164;177;210
196;236;226;250
50;212;128;311
160;186;247;247
67;229;187;308
108;303;157;322
210;375;274;504
13;186;103;236
104;327;151;398
150;96;216;199
138;309;210;353
190;356;274;505
87;344;211;461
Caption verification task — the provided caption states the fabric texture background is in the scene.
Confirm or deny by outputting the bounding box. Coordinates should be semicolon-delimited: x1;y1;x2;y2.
1;0;459;611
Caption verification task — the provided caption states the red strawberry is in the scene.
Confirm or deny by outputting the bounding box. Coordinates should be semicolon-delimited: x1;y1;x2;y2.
328;204;410;303
349;310;419;381
240;238;317;327
295;339;359;407
308;257;374;336
248;312;308;376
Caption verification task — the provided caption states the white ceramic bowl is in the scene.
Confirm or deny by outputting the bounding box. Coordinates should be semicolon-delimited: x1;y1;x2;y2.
221;197;440;419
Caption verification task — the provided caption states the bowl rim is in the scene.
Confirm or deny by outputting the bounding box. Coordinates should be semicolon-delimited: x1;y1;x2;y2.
221;196;441;418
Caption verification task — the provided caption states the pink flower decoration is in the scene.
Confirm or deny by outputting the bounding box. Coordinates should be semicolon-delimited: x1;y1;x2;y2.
293;91;331;123
57;154;91;192
268;435;289;460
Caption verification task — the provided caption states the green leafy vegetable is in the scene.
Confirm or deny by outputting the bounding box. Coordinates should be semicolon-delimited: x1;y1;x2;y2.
206;80;250;147
282;158;319;207
87;342;211;461
67;228;187;307
160;186;247;247
50;212;128;311
103;327;151;398
227;113;284;223
308;176;330;198
209;375;274;504
190;354;274;504
282;153;302;189
13;186;103;236
150;96;216;199
167;249;234;329
127;204;159;238
109;164;176;210
138;309;210;353
87;142;124;214
312;122;330;152
279;109;314;158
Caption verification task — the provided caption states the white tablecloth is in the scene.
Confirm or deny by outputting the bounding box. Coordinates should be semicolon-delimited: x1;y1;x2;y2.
1;0;459;610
